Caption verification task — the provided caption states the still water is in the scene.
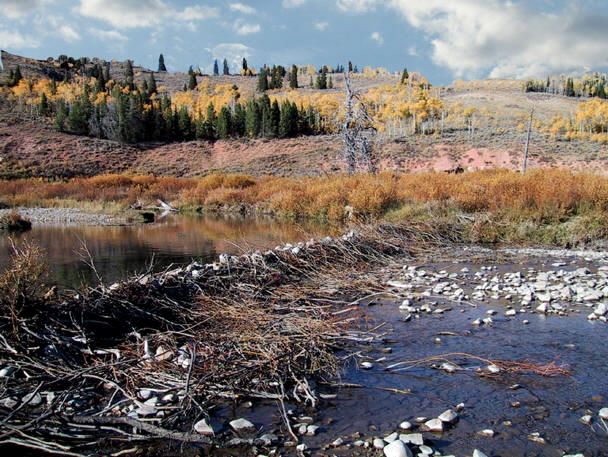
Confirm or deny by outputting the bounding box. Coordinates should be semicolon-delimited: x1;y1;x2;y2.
0;214;331;288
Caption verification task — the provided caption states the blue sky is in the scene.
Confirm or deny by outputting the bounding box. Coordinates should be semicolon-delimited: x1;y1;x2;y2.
1;0;608;85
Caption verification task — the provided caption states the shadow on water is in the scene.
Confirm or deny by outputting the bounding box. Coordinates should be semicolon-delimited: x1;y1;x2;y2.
0;213;333;288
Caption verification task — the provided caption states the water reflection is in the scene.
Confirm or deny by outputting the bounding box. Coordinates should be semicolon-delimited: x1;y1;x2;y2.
0;214;331;288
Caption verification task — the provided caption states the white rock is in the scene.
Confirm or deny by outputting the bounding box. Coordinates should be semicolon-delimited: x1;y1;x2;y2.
579;415;592;425
22;392;42;407
373;438;386;449
0;397;17;409
594;303;607;316
138;389;152;400
135;404;157;416
505;309;517;317
155;345;174;362
383;440;412;457
438;409;458;423
384;432;399;442
331;437;344;447
424;418;443;432
296;443;307;453
478;429;494;437
194;418;215;436
419;445;433;455
399;421;412;430
599;407;608;420
229;418;255;434
473;450;489;457
399;433;423;445
536;303;548;314
360;361;373;370
306;425;320;436
487;364;501;374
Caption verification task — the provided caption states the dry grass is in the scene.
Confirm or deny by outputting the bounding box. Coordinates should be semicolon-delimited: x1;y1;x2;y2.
1;169;607;244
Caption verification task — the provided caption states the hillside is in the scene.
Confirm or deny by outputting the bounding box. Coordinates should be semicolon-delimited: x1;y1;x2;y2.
1;51;607;178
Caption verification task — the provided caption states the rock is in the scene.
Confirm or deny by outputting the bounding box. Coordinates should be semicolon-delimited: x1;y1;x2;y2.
440;362;459;373
399;421;412;430
486;364;501;374
473;450;489;457
527;432;546;444
523;320;530;324
229;418;255;434
536;303;548;314
384;432;399;442
194;418;215;436
155;345;174;362
384;440;412;457
419;445;433;455
599;407;608;420
438;409;458;423
135;404;157;416
22;392;42;407
296;443;307;453
373;438;386;449
360;361;373;370
505;309;517;316
424;418;443;432
478;429;494;437
579;415;592;425
594;303;607;316
138;389;152;400
0;397;17;409
259;433;278;446
399;433;423;446
0;367;16;378
455;402;465;411
306;425;320;436
331;437;344;447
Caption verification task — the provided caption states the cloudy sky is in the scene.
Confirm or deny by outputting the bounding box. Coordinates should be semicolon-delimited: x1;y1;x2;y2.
1;0;607;84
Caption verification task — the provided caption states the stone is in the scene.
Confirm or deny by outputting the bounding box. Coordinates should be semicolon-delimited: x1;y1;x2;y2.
306;425;320;436
360;361;373;370
536;303;548;314
505;309;517;316
331;437;344;447
594;303;607;316
0;397;17;409
424;418;443;432
373;438;386;449
399;421;412;430
383;440;412;457
478;429;494;437
527;432;546;444
194;419;214;436
138;389;152;400
399;433;423;446
296;443;307;453
440;362;459;373
473;451;489;457
599;408;608;420
22;392;42;407
438;409;458;423
579;415;592;425
155;345;174;362
419;445;433;455
487;364;501;374
384;432;399;442
135;404;157;416
229;418;255;434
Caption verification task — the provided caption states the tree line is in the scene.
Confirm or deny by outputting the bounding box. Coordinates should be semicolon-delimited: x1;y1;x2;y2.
526;74;608;99
42;74;326;144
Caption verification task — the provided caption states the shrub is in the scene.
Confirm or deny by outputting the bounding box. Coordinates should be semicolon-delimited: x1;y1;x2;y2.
0;211;32;232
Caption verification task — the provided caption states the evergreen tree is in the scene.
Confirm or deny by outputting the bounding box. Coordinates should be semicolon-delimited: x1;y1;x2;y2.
259;95;272;136
50;79;57;96
242;58;248;72
316;67;328;90
348;61;353;73
178;106;193;140
95;68;106;93
270;100;280;137
148;73;157;94
310;75;313;88
233;103;246;136
125;60;134;90
158;54;167;72
188;72;197;90
205;103;217;140
257;68;269;92
245;99;261;137
103;64;111;83
290;65;298;89
54;99;68;132
223;58;230;75
39;92;49;116
67;100;89;135
216;106;232;138
400;68;409;84
213;60;219;76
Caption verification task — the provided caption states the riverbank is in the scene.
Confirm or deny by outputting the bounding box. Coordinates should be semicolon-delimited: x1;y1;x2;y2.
1;169;608;246
1;222;607;456
0;207;137;226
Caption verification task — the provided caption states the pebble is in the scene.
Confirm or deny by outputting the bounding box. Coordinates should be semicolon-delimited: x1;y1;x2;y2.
383;440;412;457
438;409;458;423
135;404;157;416
486;364;501;374
22;392;42;407
193;418;214;436
399;433;423;446
360;361;374;370
473;450;489;457
580;415;592;425
331;437;344;447
306;425;320;436
373;438;386;449
384;432;399;442
527;432;546;444
399;421;412;430
505;309;517;316
424;418;443;432
599;407;608;420
478;429;495;437
229;418;255;434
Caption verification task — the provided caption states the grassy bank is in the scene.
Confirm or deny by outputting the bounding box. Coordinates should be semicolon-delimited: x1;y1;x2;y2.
1;169;607;245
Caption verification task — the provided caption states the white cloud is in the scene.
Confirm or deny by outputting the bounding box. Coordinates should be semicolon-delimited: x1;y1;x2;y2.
77;0;218;29
90;28;128;42
0;0;46;19
234;19;261;36
229;3;256;15
282;0;306;8
407;45;418;57
59;24;81;43
314;21;329;31
370;31;383;45
210;42;253;71
386;0;608;78
0;30;39;49
336;0;378;13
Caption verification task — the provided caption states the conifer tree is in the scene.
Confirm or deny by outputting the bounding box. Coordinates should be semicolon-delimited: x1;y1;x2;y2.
54;99;68;131
233;103;246;136
242;58;248;72
39;92;49;116
290;65;298;89
178;106;193;140
148;73;157;94
205;103;217;140
213;60;219;76
125;60;134;90
400;68;409;84
216;106;232;138
270;100;280;137
257;68;269;92
223;59;230;75
158;54;167;72
348;61;353;73
188;72;197;90
245;99;261;137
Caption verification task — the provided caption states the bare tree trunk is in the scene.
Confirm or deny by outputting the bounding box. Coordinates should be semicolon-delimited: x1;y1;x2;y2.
522;108;534;174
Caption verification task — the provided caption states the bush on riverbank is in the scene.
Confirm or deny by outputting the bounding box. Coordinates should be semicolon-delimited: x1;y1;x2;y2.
0;211;32;232
1;169;607;245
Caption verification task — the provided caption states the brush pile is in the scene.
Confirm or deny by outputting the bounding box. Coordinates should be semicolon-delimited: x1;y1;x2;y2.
0;223;457;456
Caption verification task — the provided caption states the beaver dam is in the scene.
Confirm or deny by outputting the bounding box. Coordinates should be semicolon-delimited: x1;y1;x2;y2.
1;222;608;457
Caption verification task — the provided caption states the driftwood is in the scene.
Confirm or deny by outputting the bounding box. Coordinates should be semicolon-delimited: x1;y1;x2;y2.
0;222;458;455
